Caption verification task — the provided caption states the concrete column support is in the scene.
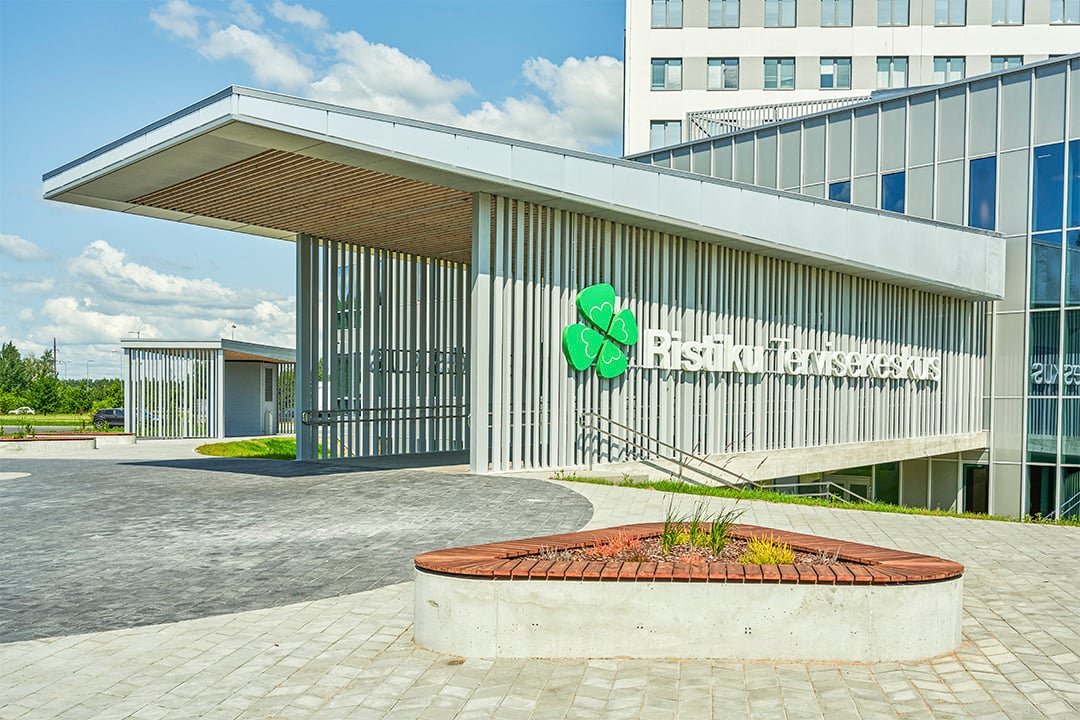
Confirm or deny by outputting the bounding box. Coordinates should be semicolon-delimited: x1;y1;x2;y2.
296;233;316;460
470;193;492;473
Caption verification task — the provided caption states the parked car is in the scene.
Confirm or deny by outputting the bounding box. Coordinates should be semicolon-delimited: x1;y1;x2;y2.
11;406;35;415
92;408;124;429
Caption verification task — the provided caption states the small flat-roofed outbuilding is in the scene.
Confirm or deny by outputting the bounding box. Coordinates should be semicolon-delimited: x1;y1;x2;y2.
121;338;295;439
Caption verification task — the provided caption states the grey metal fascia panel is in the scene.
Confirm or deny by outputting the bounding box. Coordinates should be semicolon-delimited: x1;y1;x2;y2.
45;86;1004;301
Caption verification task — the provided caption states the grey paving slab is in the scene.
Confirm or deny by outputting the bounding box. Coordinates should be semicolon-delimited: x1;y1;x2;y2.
0;452;592;642
3;447;1080;719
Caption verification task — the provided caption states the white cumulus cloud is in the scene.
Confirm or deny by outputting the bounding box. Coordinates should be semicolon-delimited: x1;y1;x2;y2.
69;240;234;306
39;297;158;345
150;0;202;40
310;31;473;122
148;2;623;153
200;25;313;89
0;233;48;261
269;1;326;30
230;0;263;29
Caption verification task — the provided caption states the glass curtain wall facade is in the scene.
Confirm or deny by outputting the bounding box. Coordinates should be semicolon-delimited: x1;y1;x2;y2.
633;55;1080;519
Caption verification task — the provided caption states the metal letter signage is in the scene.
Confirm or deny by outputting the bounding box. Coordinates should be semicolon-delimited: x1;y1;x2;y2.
643;329;940;382
562;286;939;383
562;284;639;379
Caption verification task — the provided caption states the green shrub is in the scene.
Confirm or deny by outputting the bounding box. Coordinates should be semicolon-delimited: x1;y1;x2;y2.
738;535;795;565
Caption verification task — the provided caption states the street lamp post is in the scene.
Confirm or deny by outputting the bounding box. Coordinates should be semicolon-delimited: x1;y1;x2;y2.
85;360;94;379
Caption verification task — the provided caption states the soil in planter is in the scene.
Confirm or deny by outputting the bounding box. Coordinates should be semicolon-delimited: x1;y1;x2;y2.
536;536;842;566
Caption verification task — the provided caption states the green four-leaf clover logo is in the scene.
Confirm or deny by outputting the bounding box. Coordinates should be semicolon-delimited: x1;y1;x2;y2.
562;283;639;379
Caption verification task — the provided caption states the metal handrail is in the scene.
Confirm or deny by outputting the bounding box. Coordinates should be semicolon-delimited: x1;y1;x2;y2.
685;95;873;140
578;412;748;489
765;480;872;505
302;404;467;426
1060;490;1080;519
577;412;873;505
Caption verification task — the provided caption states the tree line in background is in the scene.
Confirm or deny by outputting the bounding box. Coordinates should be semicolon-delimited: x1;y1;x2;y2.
0;342;123;414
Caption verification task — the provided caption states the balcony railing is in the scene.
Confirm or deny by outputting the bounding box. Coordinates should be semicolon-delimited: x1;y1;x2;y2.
686;96;874;141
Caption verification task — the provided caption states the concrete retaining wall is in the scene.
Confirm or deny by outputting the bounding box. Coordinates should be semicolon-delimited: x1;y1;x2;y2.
414;569;963;661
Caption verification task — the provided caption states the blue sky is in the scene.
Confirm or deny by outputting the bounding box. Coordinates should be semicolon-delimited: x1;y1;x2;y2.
0;0;624;378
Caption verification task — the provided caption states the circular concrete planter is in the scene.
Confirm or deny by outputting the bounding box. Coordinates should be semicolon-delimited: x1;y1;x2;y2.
414;523;964;661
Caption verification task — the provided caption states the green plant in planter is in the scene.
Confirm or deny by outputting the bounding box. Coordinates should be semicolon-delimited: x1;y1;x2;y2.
738;534;795;565
660;500;744;556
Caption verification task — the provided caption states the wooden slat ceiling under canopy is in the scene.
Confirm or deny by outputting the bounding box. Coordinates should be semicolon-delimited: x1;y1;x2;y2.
131;149;475;264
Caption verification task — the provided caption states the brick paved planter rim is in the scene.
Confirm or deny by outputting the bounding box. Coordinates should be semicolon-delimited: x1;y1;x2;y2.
414;522;964;585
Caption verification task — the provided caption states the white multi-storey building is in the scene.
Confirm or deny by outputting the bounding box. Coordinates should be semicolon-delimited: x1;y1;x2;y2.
625;0;1080;153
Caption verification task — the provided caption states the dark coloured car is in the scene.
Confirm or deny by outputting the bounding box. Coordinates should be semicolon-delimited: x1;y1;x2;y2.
92;408;124;429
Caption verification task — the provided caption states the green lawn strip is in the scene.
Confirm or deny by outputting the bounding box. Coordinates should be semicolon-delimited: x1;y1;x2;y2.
1;414;93;426
553;474;1080;527
196;437;298;460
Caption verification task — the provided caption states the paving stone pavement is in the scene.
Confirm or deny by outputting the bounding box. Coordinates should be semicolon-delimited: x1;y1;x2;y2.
1;448;1079;719
0;449;592;643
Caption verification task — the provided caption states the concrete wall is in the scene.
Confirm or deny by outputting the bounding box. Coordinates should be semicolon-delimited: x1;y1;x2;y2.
414;569;964;661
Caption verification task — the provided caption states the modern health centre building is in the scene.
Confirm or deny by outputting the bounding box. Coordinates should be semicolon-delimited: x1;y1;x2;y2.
44;86;1002;512
630;53;1080;520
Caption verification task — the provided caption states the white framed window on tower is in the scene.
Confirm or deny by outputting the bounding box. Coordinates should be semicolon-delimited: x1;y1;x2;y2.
765;0;796;27
820;58;851;89
991;55;1023;71
876;57;908;89
992;0;1024;24
650;120;682;149
935;0;966;26
1051;0;1080;23
933;56;966;83
651;0;683;27
707;58;739;90
764;58;795;89
651;58;682;90
708;0;739;27
878;0;909;25
821;0;852;26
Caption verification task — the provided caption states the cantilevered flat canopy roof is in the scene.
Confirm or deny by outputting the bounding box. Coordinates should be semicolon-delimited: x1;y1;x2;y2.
120;338;294;364
45;86;1004;299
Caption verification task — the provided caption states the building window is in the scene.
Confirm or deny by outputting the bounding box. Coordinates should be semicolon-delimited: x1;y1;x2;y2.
829;181;851;203
933;56;966;83
882;172;906;214
651;0;683;27
820;58;851;89
708;58;739;90
1068;139;1080;228
764;58;795;89
1034;142;1066;232
878;0;909;25
969;157;997;231
876;57;908;88
991;56;1023;72
1051;0;1080;23
650;120;682;149
821;0;852;26
765;0;796;27
935;0;966;25
709;0;739;26
651;58;682;91
992;0;1024;24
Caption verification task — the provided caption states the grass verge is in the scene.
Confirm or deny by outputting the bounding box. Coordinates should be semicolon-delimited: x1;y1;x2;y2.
0;414;93;426
552;473;1080;527
196;437;297;459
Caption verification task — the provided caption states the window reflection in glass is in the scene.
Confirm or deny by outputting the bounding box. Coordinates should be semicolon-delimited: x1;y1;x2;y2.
1030;310;1061;396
